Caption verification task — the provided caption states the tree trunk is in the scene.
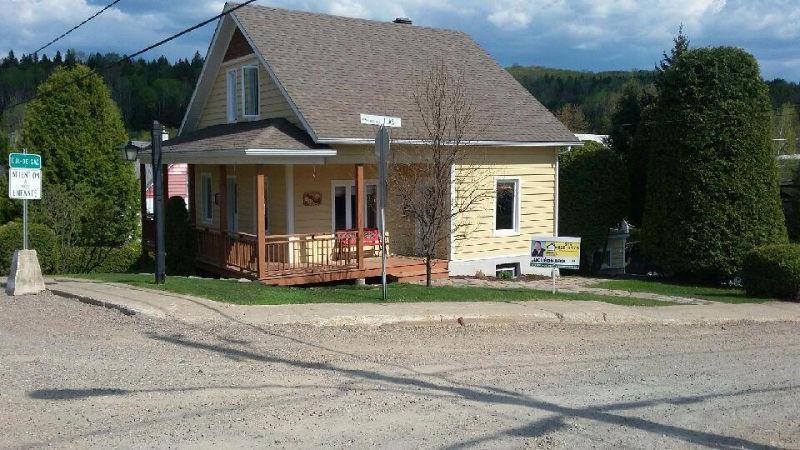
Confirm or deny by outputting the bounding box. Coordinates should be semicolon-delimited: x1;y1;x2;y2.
425;255;432;287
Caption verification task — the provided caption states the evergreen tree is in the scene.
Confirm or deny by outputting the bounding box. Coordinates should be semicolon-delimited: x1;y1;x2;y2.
641;47;787;281
608;81;654;227
20;64;137;247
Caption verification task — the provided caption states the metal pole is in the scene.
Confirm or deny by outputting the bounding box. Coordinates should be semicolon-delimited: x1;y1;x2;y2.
151;121;166;284
552;265;556;294
22;148;28;250
377;126;389;301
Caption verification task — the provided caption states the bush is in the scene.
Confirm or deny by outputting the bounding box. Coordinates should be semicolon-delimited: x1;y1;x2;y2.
559;141;630;273
166;196;196;275
641;47;787;281
0;221;58;274
743;244;800;300
61;243;142;274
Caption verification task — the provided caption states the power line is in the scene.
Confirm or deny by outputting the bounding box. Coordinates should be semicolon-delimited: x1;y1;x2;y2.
32;0;123;56
4;0;258;113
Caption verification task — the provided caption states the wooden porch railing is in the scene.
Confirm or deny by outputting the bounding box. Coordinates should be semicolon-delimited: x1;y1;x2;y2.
192;228;389;280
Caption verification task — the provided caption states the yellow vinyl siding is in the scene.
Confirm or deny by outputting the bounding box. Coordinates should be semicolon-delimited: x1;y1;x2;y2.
453;147;556;260
291;164;379;235
197;55;299;129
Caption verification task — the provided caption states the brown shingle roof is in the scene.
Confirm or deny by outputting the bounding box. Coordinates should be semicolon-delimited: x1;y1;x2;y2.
229;3;578;145
162;118;330;153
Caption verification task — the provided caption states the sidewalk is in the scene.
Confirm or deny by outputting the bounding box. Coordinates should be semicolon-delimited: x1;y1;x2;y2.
40;277;800;327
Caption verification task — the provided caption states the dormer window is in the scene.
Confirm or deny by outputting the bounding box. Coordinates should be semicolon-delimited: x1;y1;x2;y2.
242;65;259;118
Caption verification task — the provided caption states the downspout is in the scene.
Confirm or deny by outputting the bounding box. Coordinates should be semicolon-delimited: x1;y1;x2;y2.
554;147;566;236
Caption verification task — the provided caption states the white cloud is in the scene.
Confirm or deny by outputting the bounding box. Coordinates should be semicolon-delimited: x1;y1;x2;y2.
1;0;799;79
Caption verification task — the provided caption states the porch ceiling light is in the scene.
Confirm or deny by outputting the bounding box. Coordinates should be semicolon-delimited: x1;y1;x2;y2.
119;141;139;162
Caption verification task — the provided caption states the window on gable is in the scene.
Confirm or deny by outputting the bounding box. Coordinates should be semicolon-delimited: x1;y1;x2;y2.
226;70;236;123
495;179;519;234
242;65;259;117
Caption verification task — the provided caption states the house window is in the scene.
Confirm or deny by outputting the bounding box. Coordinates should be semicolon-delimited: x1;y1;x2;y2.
227;176;239;233
201;173;213;224
226;69;236;122
495;178;519;235
241;65;259;118
332;181;378;231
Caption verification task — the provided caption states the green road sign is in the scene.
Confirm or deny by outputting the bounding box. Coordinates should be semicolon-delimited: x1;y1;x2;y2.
9;153;42;170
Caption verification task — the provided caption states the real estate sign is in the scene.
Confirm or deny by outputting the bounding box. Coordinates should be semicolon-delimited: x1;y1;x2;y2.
530;236;581;270
8;153;42;200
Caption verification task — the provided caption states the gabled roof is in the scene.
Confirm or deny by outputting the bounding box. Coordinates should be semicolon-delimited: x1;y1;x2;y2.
181;3;579;146
164;118;329;153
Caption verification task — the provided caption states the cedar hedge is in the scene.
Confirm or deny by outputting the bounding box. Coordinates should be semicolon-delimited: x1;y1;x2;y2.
641;47;787;281
559;141;629;273
743;244;800;301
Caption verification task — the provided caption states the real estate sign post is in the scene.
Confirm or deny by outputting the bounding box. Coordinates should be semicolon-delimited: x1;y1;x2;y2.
530;236;581;293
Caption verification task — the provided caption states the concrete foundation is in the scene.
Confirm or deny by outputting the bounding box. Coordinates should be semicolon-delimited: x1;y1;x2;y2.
449;254;560;278
6;250;46;296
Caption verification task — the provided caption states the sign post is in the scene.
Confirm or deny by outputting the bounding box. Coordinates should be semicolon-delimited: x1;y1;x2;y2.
360;113;401;301
6;150;45;296
530;236;581;294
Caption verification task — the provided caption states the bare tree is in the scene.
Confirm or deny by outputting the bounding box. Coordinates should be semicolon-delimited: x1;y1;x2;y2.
389;59;489;286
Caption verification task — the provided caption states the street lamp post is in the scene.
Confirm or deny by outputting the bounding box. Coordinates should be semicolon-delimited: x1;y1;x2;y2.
120;120;166;284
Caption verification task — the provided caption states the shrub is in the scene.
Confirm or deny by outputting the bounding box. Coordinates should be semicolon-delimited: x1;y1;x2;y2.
742;244;800;301
165;196;196;275
0;221;58;274
59;243;142;274
559;141;630;273
642;47;787;281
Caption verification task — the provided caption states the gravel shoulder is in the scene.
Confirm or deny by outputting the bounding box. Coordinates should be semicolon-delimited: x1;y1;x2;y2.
1;291;798;449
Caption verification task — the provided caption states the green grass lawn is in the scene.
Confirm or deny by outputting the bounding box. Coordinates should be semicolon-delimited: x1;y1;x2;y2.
66;273;677;307
593;279;774;304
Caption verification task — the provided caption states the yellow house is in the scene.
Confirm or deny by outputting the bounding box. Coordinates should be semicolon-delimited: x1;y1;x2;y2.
139;3;579;285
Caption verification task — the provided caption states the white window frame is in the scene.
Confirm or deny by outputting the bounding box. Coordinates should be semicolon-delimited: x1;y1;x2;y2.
226;69;237;123
241;65;259;119
330;179;378;232
200;173;213;225
227;175;239;233
493;177;521;237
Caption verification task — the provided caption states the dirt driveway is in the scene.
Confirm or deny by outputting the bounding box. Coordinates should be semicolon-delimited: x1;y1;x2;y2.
1;291;798;448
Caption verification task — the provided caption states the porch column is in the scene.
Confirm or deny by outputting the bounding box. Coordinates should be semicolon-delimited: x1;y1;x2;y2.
355;164;365;269
256;165;267;279
218;165;228;269
187;164;196;227
139;163;148;260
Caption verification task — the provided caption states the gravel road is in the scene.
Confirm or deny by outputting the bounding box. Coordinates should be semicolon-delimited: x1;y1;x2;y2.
1;291;798;449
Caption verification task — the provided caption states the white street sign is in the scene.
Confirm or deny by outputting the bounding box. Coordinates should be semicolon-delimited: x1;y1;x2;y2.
360;113;402;128
8;168;42;200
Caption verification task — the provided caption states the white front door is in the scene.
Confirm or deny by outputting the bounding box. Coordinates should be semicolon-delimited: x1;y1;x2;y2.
332;181;378;231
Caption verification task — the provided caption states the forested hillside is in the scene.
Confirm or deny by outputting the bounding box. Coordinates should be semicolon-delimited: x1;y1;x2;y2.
0;50;203;142
0;49;798;141
509;65;800;136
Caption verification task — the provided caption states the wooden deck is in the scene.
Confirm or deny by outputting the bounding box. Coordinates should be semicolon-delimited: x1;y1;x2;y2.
144;222;448;286
259;255;449;286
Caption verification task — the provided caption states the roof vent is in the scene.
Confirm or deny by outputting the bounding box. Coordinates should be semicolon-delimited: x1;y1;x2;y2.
393;17;412;25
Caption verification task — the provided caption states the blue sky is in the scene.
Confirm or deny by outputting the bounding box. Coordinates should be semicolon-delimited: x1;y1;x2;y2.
2;0;799;81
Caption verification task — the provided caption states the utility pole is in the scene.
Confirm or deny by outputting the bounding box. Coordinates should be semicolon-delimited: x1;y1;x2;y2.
151;121;166;284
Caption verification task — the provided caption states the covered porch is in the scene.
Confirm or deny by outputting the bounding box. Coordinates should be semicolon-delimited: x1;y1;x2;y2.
140;119;447;285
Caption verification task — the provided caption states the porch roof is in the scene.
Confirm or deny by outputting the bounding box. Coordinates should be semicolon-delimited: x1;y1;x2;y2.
138;118;336;163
